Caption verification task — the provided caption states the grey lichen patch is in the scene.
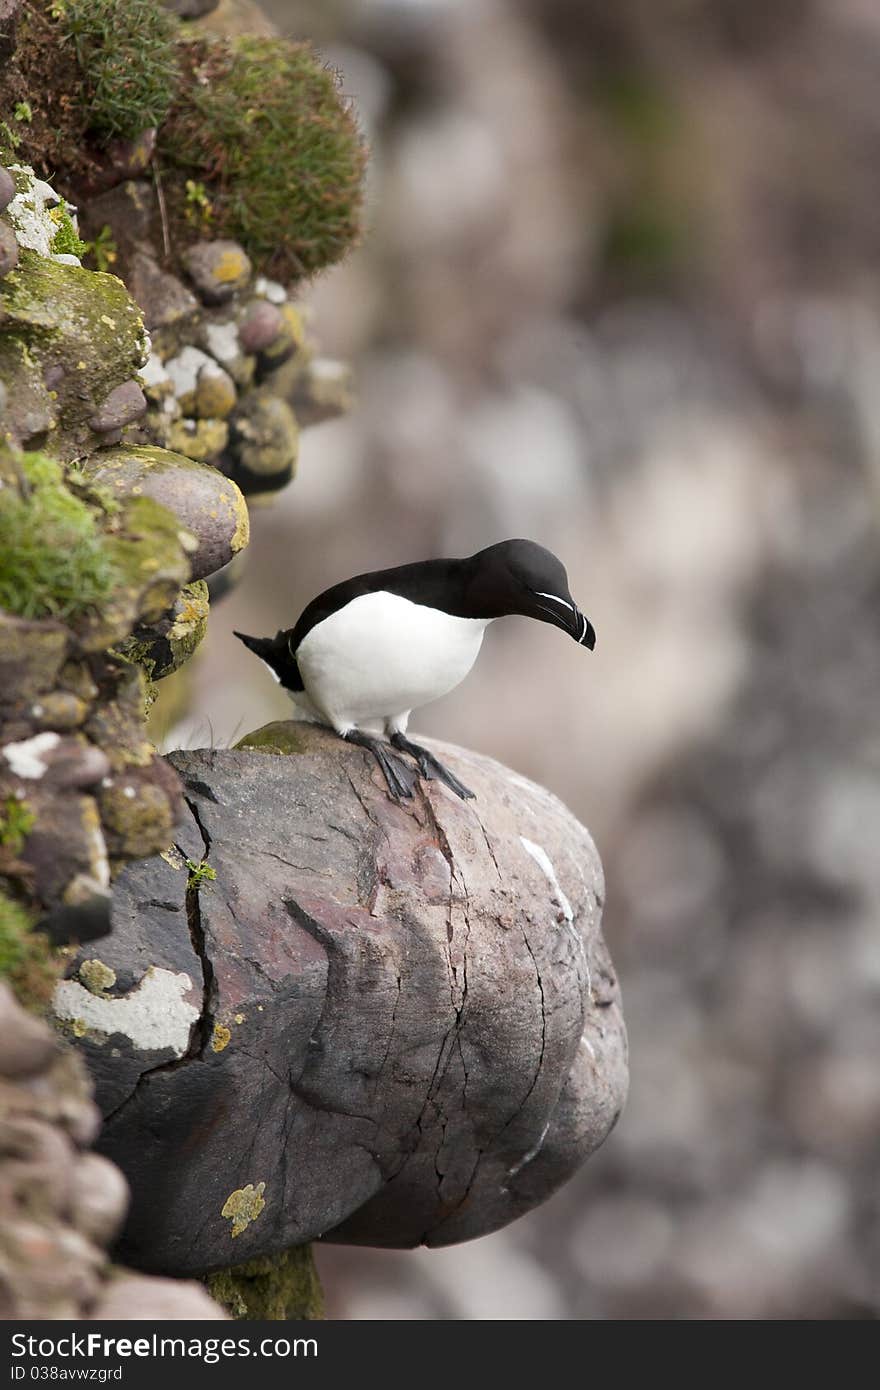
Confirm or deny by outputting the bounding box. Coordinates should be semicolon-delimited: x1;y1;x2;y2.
53;965;199;1054
78;958;117;996
221;1183;266;1238
235;722;308;757
5;166;78;262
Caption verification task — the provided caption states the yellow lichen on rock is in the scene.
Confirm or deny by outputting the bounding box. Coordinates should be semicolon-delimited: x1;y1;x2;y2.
78;959;117;996
221;1182;266;1237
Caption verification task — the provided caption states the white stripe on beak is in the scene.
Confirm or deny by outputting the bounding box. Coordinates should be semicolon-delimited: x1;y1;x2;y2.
536;591;575;613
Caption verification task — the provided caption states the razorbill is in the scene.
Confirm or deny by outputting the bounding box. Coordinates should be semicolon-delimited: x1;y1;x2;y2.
235;538;595;801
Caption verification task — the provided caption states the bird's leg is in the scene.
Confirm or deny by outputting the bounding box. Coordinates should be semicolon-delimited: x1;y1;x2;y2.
389;733;475;800
343;729;419;801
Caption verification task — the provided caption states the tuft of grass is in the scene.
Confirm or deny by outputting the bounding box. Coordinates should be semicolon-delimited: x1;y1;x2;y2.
158;36;366;281
0;119;22;161
185;858;216;889
59;0;180;140
0;451;117;622
81;222;117;272
0;891;58;1013
0;798;37;856
183;178;213;230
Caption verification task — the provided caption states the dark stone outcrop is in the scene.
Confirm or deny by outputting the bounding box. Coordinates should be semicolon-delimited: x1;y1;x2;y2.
59;722;627;1274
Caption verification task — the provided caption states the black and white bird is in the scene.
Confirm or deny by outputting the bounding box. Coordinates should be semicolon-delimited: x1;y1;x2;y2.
235;539;595;801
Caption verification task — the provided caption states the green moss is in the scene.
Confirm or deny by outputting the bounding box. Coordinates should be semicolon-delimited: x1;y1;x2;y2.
60;0;181;140
48;202;87;259
0;451;117;621
0;250;148;456
206;1248;324;1321
235;722;308;756
99;493;193;632
0;797;36;855
0;251;144;362
158;36;366;281
0;891;58;1013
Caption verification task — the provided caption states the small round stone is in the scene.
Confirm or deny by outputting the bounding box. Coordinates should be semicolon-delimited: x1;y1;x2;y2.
183;240;252;304
69;1152;130;1245
43;739;112;790
89;380;147;433
193;363;236;420
0;167;15;213
259;303;307;372
167;416;229;463
0;222;19;279
90;1275;228;1320
0;982;57;1079
237;299;285;354
30;691;88;731
230;389;299;477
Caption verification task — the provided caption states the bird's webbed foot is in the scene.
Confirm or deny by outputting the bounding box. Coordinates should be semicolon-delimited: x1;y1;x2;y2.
389;733;475;800
343;729;420;800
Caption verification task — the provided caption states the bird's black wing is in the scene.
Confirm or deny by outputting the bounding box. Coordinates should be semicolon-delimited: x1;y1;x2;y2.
286;558;469;654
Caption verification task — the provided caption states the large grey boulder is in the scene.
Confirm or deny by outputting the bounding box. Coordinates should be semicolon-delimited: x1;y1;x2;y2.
58;722;627;1274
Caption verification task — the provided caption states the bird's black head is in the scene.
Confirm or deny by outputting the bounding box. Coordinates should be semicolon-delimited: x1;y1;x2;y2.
468;539;596;649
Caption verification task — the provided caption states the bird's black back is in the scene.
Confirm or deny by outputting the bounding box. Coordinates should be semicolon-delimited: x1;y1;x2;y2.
287;558;475;654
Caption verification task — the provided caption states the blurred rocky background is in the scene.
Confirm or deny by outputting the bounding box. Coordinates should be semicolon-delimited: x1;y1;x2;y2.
162;0;880;1318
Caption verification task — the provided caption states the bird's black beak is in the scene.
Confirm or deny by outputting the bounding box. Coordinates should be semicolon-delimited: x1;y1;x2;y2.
571;607;596;650
234;630;275;661
528;593;596;649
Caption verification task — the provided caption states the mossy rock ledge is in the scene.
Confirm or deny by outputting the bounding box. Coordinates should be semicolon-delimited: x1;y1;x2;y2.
57;722;627;1274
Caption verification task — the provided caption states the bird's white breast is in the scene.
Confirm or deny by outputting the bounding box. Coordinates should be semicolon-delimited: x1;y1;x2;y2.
295;591;490;731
